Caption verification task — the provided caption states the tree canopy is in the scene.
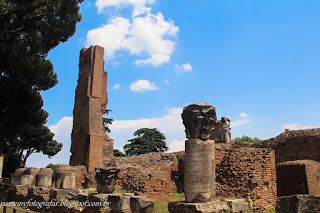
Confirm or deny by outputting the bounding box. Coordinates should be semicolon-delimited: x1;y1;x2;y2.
124;128;168;156
113;149;126;157
0;0;83;176
232;135;262;143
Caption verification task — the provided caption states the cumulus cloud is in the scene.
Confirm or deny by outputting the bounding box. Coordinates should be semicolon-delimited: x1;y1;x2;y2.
113;84;120;89
175;63;192;72
168;139;185;152
130;79;159;92
86;10;179;66
231;113;251;127
164;80;171;85
231;119;250;127
26;117;73;167
240;112;248;118
87;17;131;59
284;123;314;130
109;107;185;152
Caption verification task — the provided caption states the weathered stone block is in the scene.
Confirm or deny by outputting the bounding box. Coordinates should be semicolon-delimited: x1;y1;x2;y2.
88;193;111;202
78;193;88;202
30;186;51;195
50;189;80;200
54;173;76;189
108;193;131;212
225;199;250;212
14;185;29;196
168;201;230;213
130;196;154;213
35;168;53;187
20;174;34;187
276;194;320;213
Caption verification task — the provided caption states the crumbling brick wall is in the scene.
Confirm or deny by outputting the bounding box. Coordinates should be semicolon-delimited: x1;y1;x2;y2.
106;147;277;210
276;160;320;196
105;152;184;203
253;129;320;164
215;144;277;210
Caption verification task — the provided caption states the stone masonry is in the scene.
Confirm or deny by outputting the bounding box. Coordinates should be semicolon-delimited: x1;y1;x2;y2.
70;45;112;171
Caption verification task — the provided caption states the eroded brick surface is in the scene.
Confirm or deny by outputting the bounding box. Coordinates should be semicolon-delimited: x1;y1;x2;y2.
70;46;112;171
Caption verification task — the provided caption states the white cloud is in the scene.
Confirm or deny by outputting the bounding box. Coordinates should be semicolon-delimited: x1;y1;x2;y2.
284;123;313;130
231;119;250;127
231;113;251;128
240;112;248;118
164;80;171;85
87;5;179;66
175;63;192;72
26;117;73;168
95;0;155;16
109;107;185;153
130;79;159;92
87;17;131;59
113;84;120;89
168;139;185;152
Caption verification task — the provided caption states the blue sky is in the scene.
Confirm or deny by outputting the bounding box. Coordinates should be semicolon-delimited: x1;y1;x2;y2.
27;0;320;167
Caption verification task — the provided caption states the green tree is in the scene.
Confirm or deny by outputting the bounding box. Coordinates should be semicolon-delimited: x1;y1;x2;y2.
0;0;83;176
103;109;114;133
232;135;262;143
124;128;168;156
113;149;126;157
46;163;57;171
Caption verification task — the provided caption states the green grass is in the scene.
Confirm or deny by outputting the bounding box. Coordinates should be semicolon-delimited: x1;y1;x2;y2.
154;193;185;213
154;203;169;213
253;210;275;213
114;188;134;194
171;193;185;201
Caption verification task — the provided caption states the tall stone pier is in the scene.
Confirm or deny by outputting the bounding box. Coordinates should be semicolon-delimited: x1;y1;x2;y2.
181;103;216;203
70;45;112;171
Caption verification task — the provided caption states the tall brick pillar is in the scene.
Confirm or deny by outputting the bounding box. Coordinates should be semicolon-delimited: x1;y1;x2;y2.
70;45;112;171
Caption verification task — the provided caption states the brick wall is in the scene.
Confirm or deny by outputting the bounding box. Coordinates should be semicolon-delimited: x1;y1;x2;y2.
108;152;183;203
215;144;277;210
277;160;320;196
107;146;277;210
253;129;320;164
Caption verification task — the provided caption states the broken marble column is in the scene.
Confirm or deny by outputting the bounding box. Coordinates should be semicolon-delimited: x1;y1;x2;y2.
35;168;53;187
181;103;216;203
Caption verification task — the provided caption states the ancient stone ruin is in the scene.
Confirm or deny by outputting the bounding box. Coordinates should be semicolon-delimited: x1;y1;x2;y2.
169;103;250;213
182;103;216;202
181;103;231;143
69;45;113;171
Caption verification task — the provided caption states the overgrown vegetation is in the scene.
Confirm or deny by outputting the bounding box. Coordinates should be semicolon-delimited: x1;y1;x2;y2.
232;135;262;143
